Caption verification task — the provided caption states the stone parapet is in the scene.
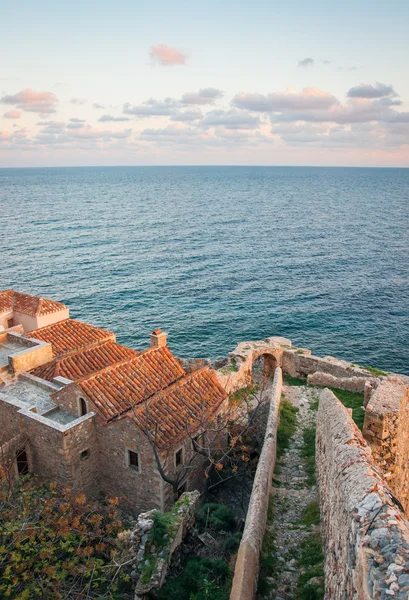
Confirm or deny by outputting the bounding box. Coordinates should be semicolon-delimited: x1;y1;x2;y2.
229;367;283;600
132;491;200;597
363;378;409;512
317;388;409;599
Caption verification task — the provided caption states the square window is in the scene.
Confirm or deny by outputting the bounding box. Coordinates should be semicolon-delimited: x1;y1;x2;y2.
175;448;183;468
80;449;89;460
128;450;140;471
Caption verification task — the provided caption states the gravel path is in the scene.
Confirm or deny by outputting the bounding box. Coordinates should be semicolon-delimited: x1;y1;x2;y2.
261;385;319;600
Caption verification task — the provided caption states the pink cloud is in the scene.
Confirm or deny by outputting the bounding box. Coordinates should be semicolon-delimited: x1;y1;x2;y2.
4;110;21;119
1;89;58;115
149;44;187;66
0;131;12;142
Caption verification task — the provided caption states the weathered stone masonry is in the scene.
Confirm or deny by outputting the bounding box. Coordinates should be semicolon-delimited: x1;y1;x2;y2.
363;378;409;514
317;388;409;600
230;367;282;600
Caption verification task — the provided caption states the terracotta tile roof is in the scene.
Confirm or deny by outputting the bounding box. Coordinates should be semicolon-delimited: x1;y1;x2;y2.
131;367;228;448
13;291;67;317
77;346;186;421
30;341;138;382
0;289;67;317
0;290;14;314
27;319;115;358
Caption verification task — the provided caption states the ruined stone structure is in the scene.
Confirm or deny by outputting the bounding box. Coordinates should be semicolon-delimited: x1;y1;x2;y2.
3;289;409;599
230;367;282;600
0;290;228;515
363;378;409;514
317;389;409;599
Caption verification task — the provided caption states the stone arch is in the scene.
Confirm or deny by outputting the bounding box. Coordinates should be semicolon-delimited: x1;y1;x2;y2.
216;339;288;395
250;348;281;383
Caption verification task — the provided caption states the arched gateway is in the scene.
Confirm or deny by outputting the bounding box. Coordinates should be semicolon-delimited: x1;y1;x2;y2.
215;336;291;394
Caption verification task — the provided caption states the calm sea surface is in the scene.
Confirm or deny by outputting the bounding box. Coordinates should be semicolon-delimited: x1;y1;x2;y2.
1;166;408;373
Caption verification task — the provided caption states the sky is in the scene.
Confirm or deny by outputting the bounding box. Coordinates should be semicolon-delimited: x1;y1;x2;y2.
1;0;409;167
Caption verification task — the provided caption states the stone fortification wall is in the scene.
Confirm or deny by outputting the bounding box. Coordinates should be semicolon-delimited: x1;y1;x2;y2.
307;371;372;394
229;367;282;600
363;378;409;513
214;337;383;397
283;347;378;384
317;388;409;600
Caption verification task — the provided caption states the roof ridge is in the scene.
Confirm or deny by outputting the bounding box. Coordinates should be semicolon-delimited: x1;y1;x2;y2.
76;345;176;384
36;297;45;316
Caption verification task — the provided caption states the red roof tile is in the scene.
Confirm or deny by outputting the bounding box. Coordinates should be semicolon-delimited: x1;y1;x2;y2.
31;341;138;382
77;346;185;421
131;367;228;448
0;290;14;314
27;319;115;358
0;289;67;317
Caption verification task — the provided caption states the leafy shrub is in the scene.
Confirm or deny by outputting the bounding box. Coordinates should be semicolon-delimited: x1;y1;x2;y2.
151;509;177;548
158;557;230;600
224;532;242;553
0;477;131;600
195;503;236;532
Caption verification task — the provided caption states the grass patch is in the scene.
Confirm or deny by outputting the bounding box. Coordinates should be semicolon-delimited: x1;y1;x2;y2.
360;364;389;377
257;529;277;595
330;388;365;430
310;393;319;411
283;373;307;387
301;425;316;485
277;396;299;457
295;532;325;600
300;501;320;526
220;358;238;375
229;384;258;407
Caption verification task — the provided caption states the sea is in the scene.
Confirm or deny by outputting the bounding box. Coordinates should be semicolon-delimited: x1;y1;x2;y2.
1;166;408;374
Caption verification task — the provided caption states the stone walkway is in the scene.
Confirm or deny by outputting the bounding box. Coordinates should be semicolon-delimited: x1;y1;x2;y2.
261;385;320;600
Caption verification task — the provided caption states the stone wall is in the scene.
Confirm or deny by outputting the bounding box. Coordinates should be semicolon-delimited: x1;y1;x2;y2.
96;417;164;514
6;333;53;373
317;388;409;599
132;491;200;597
0;392;97;495
229;367;282;600
307;371;373;393
363;378;409;513
283;347;378;382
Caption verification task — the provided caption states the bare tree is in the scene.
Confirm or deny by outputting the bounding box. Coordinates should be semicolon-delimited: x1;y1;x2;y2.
131;371;272;502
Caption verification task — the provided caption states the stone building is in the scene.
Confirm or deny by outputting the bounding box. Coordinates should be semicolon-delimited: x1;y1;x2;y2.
0;290;227;515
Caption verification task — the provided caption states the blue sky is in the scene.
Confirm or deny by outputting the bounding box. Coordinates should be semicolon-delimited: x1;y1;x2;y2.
1;0;408;166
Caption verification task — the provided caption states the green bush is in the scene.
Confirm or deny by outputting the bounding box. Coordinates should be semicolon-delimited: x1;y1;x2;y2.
151;509;177;548
158;557;230;600
195;504;236;532
224;532;242;553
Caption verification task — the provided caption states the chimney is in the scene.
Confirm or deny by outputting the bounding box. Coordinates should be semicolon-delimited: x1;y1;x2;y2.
150;328;168;348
